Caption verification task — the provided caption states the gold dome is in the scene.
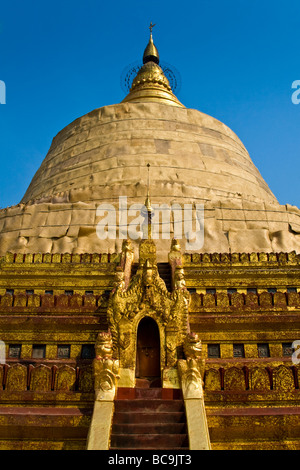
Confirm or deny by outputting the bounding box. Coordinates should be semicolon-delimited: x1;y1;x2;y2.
0;31;300;259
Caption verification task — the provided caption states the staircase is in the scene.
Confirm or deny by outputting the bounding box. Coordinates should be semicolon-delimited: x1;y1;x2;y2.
110;387;189;450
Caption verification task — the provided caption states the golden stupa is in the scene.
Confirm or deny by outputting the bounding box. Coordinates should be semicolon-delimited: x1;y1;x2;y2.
0;27;299;261
0;26;299;452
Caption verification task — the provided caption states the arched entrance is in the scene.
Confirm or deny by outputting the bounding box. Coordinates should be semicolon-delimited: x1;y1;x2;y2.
136;317;160;382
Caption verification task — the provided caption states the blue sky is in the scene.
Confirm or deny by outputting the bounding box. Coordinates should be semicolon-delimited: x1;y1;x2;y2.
0;0;300;208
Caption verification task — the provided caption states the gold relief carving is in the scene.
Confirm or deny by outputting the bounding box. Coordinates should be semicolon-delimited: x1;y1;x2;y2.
93;332;119;396
29;364;52;392
174;266;187;290
178;333;204;399
223;367;246;391
249;367;270;391
107;257;190;372
183;332;202;359
166;333;178;367
139;239;157;266
118;325;131;351
178;358;203;399
95;331;113;359
6;364;27;391
78;365;94;393
94;358;119;393
131;62;172;92
204;368;221;391
54;365;76;391
273;365;295;391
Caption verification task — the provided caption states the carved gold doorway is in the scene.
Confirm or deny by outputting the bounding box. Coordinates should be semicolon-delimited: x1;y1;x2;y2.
136;317;160;381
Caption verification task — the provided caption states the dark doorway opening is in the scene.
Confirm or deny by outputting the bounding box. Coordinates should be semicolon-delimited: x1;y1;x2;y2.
136;317;161;386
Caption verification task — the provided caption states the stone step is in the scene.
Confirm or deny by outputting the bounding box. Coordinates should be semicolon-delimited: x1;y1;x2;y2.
111;388;188;450
112;411;186;424
110;433;189;449
112;422;187;434
114;399;185;413
134;387;182;399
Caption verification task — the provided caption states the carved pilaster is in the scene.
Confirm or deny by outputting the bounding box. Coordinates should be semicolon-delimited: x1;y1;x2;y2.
93;332;120;401
177;333;211;450
178;333;204;399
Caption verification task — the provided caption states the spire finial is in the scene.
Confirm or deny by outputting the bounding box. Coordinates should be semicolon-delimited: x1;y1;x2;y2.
143;23;159;64
149;22;156;37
